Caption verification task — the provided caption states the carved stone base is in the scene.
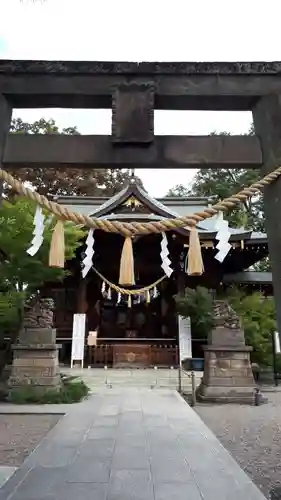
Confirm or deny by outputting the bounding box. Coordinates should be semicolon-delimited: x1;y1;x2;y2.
8;328;61;394
197;346;256;404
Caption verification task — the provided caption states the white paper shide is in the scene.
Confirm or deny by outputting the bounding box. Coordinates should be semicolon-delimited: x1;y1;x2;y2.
82;229;95;278
160;232;173;277
214;211;231;263
27;206;45;257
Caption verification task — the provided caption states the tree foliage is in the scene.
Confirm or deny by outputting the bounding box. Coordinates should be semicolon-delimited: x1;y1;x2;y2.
0;198;84;334
175;285;276;366
191;168;264;230
166;184;191;197
166;124;265;231
226;287;276;366
175;287;214;339
0;198;84;293
8;118;143;198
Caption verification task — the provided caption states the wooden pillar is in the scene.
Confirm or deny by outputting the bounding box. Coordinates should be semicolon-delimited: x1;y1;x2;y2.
253;94;281;334
77;278;88;314
177;249;186;297
0;95;12;203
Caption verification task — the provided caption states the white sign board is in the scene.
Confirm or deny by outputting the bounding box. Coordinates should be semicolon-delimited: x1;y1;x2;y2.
274;331;281;354
178;315;192;363
71;313;86;368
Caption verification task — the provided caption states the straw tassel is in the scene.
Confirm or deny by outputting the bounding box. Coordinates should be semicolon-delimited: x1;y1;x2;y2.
119;237;135;286
187;228;204;276
146;290;151;304
49;219;65;268
127;295;132;308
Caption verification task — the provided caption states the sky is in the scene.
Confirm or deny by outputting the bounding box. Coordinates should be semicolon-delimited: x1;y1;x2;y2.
0;0;280;196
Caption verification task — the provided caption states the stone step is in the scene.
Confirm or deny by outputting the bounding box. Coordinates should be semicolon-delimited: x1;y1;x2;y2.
61;368;202;390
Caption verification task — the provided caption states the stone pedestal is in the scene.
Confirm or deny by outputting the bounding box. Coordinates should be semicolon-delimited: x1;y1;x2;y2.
196;302;256;404
8;328;61;394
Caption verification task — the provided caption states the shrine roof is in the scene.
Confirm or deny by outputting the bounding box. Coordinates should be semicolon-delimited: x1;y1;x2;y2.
55;182;267;243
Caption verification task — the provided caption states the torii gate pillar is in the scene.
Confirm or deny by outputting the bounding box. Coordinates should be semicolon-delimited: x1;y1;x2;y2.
253;95;281;332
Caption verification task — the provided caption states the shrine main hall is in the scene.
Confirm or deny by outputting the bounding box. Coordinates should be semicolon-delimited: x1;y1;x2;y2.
40;178;268;367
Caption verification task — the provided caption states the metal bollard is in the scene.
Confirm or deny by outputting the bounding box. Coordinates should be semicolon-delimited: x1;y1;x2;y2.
254;387;262;406
191;371;197;407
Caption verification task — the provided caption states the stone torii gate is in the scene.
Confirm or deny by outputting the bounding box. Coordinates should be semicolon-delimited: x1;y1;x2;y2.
0;60;280;395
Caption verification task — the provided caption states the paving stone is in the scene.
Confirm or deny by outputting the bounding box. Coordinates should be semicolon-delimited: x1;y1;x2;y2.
66;458;111;483
115;433;147;447
24;444;78;467
4;466;63;500
92;416;119;427
49;481;108;500
150;458;193;483
0;467;17;488
87;426;117;439
107;469;154;500
78;438;115;458
154;481;203;500
112;446;149;470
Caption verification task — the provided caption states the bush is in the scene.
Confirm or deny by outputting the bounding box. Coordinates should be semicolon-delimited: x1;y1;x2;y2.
175;286;214;339
8;376;90;404
226;287;276;366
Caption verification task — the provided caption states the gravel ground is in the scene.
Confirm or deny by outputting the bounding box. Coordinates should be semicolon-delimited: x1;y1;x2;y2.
196;388;281;499
0;414;61;467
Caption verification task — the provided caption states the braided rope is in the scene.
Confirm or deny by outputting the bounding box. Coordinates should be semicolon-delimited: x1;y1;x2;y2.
1;165;281;237
92;266;166;294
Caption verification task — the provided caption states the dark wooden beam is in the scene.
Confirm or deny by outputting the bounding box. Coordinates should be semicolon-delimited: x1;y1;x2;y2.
3;134;262;169
0;95;12;203
1;60;281;110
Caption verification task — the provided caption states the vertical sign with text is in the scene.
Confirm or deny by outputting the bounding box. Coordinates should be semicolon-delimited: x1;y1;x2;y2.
178;315;192;364
71;313;86;368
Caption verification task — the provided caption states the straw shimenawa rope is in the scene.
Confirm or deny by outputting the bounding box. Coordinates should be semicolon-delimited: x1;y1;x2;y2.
92;266;166;295
1;166;281;237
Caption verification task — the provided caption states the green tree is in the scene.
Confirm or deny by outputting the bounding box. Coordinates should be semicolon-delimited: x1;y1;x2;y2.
227;287;276;366
166;124;264;231
191;167;263;230
0;198;84;334
8;118;143;197
166;185;191;197
175;287;214;339
0;197;84;374
0;198;83;293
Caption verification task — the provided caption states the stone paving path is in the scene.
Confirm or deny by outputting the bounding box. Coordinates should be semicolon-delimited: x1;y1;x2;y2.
0;388;266;500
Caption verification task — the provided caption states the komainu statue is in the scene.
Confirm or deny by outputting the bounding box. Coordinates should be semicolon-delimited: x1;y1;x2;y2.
23;296;54;329
212;300;241;330
196;299;256;403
